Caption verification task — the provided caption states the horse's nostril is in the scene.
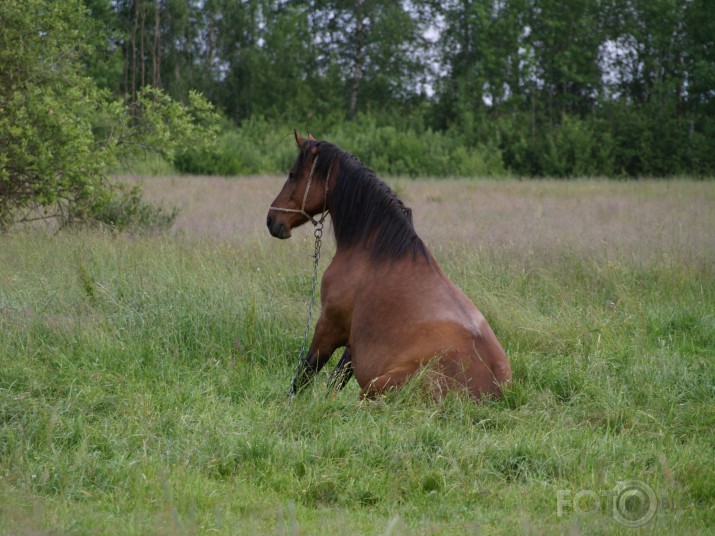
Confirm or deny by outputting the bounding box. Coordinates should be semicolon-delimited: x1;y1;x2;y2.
266;215;273;229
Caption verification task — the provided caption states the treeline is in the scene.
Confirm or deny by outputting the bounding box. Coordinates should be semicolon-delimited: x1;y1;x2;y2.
83;0;715;177
34;1;715;177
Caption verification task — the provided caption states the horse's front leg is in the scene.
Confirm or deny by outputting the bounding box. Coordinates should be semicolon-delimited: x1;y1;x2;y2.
327;348;353;392
290;313;347;396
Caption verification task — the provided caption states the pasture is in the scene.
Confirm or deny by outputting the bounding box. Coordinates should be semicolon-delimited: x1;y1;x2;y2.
1;177;714;535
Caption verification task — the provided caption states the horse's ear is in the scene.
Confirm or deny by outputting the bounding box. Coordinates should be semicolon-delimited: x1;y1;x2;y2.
307;133;317;141
294;130;305;146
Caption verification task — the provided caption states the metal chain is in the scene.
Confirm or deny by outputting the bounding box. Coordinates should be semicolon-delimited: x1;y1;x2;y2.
291;221;323;388
281;157;332;394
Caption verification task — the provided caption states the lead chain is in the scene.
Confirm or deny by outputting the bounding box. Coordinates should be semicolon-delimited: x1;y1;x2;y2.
291;221;323;392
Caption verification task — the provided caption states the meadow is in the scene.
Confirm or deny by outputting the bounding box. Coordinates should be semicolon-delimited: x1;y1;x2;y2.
1;176;714;535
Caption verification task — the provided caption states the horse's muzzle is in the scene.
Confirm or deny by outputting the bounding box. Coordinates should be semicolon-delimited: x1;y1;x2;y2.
267;214;291;239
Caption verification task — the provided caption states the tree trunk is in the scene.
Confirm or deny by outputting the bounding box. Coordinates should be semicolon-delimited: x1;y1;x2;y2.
349;0;366;120
131;0;139;102
152;0;161;88
139;0;146;88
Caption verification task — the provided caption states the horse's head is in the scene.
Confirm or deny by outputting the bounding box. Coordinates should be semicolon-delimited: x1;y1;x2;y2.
267;131;327;239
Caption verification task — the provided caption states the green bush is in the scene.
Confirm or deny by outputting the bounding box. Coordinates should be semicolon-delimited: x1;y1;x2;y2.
328;115;505;177
541;115;616;177
0;0;218;231
174;120;295;176
88;184;178;233
175;114;509;178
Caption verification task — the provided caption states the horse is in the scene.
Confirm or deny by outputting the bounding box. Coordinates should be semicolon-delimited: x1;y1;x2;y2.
267;132;512;400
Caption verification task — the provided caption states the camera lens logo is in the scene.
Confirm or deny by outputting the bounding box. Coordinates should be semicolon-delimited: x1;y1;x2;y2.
612;480;657;527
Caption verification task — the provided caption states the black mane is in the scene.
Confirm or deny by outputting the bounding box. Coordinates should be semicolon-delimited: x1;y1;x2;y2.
306;141;428;261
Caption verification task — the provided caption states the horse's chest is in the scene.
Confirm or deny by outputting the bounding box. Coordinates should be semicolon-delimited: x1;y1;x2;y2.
320;257;363;320
322;257;399;311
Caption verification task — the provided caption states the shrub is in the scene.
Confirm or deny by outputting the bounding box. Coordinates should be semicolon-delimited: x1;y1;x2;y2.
541;115;616;177
174;120;295;176
87;184;178;233
175;115;509;178
0;0;218;231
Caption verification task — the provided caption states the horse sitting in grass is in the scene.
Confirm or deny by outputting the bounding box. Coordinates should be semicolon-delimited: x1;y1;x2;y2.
267;132;512;400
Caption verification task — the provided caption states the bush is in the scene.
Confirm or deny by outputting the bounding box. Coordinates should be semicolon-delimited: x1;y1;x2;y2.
175;114;509;178
174;119;295;176
329;115;507;177
87;184;178;233
0;0;218;231
541;115;616;177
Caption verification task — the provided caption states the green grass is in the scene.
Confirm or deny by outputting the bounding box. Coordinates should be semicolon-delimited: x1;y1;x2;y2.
1;181;714;535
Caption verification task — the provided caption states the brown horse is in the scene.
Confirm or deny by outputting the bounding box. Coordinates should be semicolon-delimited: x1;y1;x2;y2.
267;133;512;400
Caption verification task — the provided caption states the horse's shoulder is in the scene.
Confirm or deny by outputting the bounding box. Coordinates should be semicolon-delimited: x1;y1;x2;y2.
321;251;364;304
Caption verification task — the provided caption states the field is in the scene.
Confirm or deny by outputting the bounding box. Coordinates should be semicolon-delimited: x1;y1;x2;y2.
1;176;714;535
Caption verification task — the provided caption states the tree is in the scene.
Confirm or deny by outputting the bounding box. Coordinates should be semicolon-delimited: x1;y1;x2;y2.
63;0;715;178
307;0;433;118
434;0;528;131
0;0;218;230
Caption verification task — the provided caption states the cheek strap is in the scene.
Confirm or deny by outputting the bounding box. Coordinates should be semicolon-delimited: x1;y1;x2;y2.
270;157;331;226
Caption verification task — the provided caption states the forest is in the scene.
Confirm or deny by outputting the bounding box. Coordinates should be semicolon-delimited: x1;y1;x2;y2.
2;0;715;229
96;0;715;177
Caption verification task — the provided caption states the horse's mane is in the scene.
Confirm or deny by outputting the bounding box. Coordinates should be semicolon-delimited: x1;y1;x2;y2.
306;141;428;261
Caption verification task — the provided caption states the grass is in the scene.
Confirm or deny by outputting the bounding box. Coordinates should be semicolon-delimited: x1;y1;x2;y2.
1;177;714;535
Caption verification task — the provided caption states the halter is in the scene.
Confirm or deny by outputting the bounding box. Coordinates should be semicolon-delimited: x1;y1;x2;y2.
270;157;331;227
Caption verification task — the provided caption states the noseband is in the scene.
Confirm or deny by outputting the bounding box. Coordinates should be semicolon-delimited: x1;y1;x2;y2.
270;157;331;227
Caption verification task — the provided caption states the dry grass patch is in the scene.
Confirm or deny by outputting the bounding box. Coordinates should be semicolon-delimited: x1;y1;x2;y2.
138;175;715;267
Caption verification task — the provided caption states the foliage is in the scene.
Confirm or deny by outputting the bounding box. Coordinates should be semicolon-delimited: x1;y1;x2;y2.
2;0;713;231
96;0;714;178
0;0;103;228
0;0;218;231
431;0;715;177
174;119;296;176
86;183;179;233
174;115;507;178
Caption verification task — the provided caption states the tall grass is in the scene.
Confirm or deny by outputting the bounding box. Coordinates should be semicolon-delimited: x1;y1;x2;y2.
1;179;714;534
